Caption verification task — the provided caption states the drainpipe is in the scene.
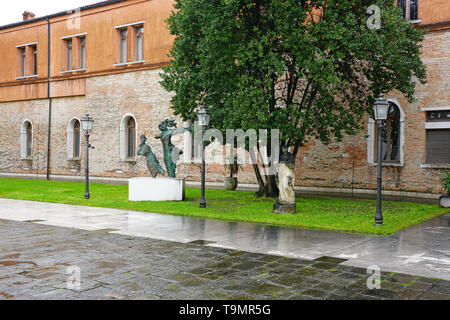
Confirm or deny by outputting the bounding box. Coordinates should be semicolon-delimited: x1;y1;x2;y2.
46;18;52;180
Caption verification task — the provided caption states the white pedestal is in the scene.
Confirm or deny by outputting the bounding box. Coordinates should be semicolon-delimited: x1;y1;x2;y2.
129;178;185;202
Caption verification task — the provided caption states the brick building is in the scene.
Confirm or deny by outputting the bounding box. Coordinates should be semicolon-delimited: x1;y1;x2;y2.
0;0;448;199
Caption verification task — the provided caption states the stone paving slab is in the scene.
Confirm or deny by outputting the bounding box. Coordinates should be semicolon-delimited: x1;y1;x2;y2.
0;219;449;300
0;199;449;280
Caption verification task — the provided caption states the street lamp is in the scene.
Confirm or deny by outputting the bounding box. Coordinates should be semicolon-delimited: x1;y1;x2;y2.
373;94;389;226
197;106;211;208
81;114;94;200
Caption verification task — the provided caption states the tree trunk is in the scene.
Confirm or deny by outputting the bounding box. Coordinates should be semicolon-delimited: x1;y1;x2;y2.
264;174;279;198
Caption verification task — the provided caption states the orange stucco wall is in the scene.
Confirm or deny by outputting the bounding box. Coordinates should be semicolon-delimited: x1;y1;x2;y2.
0;0;449;103
0;0;175;102
419;0;450;27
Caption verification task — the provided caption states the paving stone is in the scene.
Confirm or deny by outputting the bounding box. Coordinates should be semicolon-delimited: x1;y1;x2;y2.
419;292;450;300
0;219;449;300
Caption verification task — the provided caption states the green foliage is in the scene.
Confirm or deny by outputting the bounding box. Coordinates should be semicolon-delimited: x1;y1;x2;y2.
161;0;426;152
441;166;450;196
0;178;447;235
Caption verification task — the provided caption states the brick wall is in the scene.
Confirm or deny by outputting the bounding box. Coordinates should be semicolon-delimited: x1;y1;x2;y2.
0;29;448;195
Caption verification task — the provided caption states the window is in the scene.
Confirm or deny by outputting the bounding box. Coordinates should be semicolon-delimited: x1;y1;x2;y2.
398;0;419;21
375;103;401;163
31;45;37;75
425;111;450;164
17;42;38;78
114;21;145;66
20;120;33;159
61;34;87;72
135;26;144;61
66;39;73;71
367;100;405;166
20;47;26;77
120;29;128;63
428;110;450;122
127;117;136;158
74;121;81;158
67;118;82;160
26;123;32;158
120;114;137;161
80;37;86;69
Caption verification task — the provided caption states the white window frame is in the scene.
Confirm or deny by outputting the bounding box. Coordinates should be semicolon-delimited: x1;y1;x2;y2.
119;29;128;64
120;113;138;161
136;25;144;62
66;39;73;71
31;45;37;76
67;117;82;160
367;98;405;167
20;47;26;77
20;119;33;160
80;37;86;69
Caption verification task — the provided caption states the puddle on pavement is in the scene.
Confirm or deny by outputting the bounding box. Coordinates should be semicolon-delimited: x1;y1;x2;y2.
188;240;217;245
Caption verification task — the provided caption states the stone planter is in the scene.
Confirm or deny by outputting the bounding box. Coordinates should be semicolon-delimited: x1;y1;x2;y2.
224;177;238;191
440;195;450;208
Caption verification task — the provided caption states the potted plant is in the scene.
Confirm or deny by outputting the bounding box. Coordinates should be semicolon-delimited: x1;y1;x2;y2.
440;165;450;208
224;155;241;191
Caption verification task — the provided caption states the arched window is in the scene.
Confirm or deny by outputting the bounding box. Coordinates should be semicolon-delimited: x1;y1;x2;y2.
20;120;33;159
120;114;138;161
375;103;401;162
127;117;136;158
367;100;405;166
67;118;82;160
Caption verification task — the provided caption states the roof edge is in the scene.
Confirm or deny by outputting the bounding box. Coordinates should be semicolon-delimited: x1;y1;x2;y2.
0;0;129;30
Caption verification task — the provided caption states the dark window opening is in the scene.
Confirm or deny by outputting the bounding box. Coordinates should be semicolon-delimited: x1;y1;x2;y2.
32;45;37;75
375;103;401;163
127;117;136;158
74;120;81;158
427;111;450;122
26;122;32;157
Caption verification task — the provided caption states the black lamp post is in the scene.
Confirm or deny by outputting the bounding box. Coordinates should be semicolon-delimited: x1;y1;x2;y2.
373;94;389;226
81;114;94;200
197;106;211;208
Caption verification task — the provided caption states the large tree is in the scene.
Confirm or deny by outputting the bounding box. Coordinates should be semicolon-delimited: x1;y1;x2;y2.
161;0;426;197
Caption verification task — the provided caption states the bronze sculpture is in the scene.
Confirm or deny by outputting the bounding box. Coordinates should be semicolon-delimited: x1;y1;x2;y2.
155;119;183;178
137;119;192;178
137;135;165;178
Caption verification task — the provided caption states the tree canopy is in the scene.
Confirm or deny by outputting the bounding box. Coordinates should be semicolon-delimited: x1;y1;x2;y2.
161;0;427;196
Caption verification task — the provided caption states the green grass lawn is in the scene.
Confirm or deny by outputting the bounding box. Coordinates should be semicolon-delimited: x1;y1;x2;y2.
0;178;447;235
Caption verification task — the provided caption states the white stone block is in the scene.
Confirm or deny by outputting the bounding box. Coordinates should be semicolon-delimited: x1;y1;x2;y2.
129;178;185;202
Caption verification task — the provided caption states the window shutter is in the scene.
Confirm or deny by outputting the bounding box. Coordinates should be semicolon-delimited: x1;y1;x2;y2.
426;130;450;164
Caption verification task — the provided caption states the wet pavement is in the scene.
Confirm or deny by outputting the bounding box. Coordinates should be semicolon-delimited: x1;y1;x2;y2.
0;218;449;300
0;199;449;280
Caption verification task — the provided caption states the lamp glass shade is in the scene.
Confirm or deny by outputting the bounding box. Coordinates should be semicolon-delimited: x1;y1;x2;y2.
197;107;211;127
81;114;94;132
373;95;389;121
